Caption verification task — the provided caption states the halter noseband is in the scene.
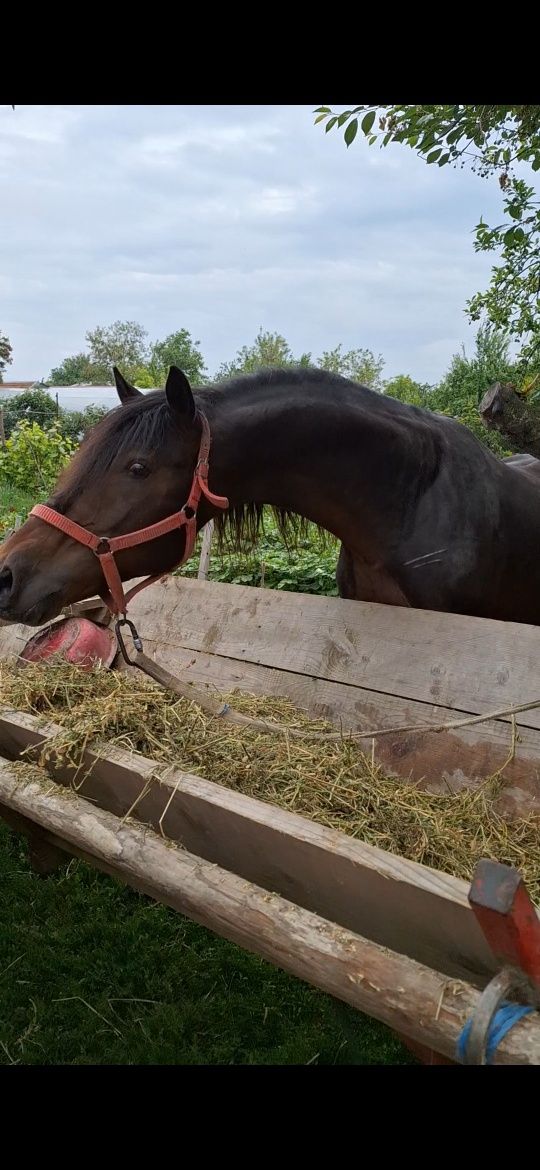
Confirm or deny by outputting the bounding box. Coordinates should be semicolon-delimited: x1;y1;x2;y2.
29;411;229;619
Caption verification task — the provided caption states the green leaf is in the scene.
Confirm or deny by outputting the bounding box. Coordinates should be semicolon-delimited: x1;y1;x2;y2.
532;157;540;172
504;228;516;246
427;148;442;163
437;153;450;166
313;106;331;115
344;118;358;147
325;116;337;134
361;110;376;135
314;114;326;125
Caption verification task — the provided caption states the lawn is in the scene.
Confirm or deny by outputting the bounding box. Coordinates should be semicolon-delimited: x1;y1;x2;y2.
0;485;37;539
0;824;414;1065
0;487;414;1065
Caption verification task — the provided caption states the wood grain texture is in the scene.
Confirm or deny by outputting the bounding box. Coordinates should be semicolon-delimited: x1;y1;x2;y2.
126;577;540;731
2;578;540;809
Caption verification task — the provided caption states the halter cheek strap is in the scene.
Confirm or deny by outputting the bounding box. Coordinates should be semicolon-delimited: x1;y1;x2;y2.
29;412;228;618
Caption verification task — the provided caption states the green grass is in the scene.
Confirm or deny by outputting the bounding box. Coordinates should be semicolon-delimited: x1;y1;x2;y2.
0;823;415;1065
0;485;35;537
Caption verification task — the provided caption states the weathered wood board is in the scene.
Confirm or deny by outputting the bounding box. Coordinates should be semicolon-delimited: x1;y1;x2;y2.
2;577;540;811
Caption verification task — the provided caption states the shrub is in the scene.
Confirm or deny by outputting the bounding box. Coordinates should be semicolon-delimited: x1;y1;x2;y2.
59;404;109;442
0;421;76;496
2;388;59;437
184;516;339;596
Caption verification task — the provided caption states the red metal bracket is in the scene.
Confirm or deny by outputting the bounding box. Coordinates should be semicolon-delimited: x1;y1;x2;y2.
469;858;540;990
459;859;540;1064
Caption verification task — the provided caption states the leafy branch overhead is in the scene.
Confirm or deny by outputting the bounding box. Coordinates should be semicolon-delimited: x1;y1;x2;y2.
314;105;540;364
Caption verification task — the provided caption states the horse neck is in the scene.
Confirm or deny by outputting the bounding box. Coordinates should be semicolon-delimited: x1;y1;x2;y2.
200;375;428;545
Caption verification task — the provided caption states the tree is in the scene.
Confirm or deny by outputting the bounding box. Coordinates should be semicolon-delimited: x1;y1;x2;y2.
384;374;431;408
149;329;207;385
426;327;515;456
85;320;149;382
314;105;540;364
59;404;109;442
3;388;58;437
215;329;311;381
49;353;99;386
319;344;384;390
48;322;208;388
0;331;13;383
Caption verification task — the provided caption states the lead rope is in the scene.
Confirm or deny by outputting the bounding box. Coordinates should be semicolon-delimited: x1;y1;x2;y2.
111;613;540;744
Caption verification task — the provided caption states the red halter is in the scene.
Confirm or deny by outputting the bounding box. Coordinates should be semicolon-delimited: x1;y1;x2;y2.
29;412;228;619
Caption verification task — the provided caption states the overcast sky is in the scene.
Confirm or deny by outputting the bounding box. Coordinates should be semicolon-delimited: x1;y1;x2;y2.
1;104;504;384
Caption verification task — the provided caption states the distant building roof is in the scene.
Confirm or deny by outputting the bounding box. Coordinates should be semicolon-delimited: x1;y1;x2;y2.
0;381;37;390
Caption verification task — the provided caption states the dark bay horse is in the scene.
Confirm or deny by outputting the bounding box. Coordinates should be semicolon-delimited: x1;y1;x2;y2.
2;364;540;627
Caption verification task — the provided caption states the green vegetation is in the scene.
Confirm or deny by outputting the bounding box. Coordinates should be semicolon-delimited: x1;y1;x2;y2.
0;422;75;496
185;516;338;594
0;823;413;1065
1;389;108;442
0;330;13;383
49;323;207;388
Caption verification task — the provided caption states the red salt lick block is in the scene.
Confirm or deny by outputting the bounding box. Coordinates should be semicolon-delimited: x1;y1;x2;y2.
20;617;117;671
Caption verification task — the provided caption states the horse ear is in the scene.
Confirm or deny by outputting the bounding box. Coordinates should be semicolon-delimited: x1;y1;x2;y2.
165;366;196;422
113;367;142;404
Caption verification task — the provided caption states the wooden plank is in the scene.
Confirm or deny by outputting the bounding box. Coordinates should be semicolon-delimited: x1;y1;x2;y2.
4;615;540;810
118;644;540;815
197;520;214;580
0;706;501;983
125;577;540;733
0;757;539;1065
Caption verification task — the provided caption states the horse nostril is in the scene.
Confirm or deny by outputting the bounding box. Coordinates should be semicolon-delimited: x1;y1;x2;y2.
0;566;13;599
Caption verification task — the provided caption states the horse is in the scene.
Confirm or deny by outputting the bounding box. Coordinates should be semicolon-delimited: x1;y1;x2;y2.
2;364;540;628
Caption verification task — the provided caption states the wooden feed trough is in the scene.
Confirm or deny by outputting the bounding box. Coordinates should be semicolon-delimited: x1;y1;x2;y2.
1;576;540;1065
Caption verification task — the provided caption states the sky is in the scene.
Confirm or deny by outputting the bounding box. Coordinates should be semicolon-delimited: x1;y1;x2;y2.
0;104;505;385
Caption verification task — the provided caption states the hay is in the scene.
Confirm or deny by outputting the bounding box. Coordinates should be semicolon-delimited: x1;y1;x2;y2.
1;657;539;903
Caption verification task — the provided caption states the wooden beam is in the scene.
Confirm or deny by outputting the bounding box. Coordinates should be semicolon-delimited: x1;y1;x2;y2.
0;706;499;983
0;757;538;1064
125;577;540;733
0;802;66;874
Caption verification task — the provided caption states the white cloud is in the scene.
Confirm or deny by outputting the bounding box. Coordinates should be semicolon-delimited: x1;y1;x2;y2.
0;104;507;384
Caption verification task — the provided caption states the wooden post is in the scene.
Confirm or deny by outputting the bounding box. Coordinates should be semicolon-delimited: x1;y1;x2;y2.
0;803;66;875
197;519;214;580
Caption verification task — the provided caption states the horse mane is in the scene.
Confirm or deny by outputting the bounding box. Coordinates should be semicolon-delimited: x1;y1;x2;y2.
53;368;338;554
214;501;319;555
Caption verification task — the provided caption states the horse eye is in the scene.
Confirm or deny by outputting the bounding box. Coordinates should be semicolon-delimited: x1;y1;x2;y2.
128;461;149;478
